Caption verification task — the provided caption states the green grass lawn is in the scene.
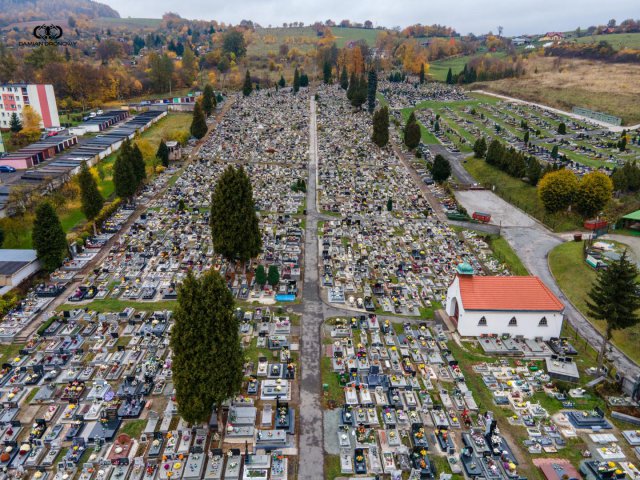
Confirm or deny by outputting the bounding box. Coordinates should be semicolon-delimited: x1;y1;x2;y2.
486;235;529;275
463;157;583;232
95;17;162;28
324;455;341;480
548;240;640;364
1;131;15;153
332;27;379;48
119;419;147;438
575;32;640;50
429;52;508;82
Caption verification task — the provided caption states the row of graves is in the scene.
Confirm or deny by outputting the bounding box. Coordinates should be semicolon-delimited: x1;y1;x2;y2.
322;315;532;480
377;81;468;110
470;347;640;480
0;302;299;480
0;167;180;342
221;306;298;480
323;313;640;479
315;85;489;314
65;88;310;307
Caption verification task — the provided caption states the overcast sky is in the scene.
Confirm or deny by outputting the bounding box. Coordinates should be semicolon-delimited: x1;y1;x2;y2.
102;0;638;36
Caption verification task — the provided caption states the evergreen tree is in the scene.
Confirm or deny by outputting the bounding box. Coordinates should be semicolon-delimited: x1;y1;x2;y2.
300;73;309;87
131;143;146;185
293;68;300;93
557;122;567;135
267;265;280;286
346;72;357;100
113;140;137;199
386;198;393;211
350;75;367;109
419;63;425;84
156;139;170;167
473;137;487;158
367;68;377;114
340;65;349;90
524;131;530;145
432;154;452;183
255;264;267;287
618;137;627;152
404;112;421;149
171;269;243;425
372;106;389;147
210;166;262;262
485;139;504;166
551;145;559;159
77;162;103;221
587;251;640;369
178;199;186;212
323;61;332;84
446;67;453;84
190;102;208;139
32;202;68;272
526;157;543;186
9;112;21;132
202;84;215;116
242;70;253;96
278;75;285;87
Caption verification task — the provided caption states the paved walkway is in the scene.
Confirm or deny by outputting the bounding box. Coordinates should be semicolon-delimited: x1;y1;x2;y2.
472;89;640;132
298;97;324;480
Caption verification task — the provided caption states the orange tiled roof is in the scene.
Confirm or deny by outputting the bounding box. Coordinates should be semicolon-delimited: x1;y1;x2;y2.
458;275;564;312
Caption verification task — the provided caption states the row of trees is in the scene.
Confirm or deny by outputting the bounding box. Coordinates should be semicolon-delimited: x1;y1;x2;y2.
538;169;613;217
480;138;548;186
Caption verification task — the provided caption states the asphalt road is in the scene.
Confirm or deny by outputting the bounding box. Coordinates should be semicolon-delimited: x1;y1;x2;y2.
428;144;476;185
298;97;324;480
454;188;640;379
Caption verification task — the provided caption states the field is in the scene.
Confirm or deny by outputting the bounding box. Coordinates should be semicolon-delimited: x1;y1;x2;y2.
548;240;640;364
575;32;640;50
475;56;640;125
249;26;378;56
94;17;162;28
429;51;508;82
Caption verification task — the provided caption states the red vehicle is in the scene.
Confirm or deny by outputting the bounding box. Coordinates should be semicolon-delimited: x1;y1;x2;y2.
472;211;492;223
584;219;608;230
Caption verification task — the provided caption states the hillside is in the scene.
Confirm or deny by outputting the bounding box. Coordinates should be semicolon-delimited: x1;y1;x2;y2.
248;26;379;56
0;0;119;26
474;56;640;125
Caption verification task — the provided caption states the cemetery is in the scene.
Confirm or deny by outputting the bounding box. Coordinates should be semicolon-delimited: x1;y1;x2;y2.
0;75;636;480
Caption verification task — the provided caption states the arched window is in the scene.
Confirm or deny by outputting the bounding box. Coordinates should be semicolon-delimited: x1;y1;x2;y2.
508;317;517;326
538;317;548;327
478;316;487;326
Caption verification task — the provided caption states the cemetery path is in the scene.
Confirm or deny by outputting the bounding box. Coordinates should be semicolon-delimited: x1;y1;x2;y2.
298;97;325;480
472;90;640;132
428;143;476;185
391;143;447;223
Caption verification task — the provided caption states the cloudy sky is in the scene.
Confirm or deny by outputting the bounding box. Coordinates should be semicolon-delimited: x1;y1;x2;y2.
102;0;637;36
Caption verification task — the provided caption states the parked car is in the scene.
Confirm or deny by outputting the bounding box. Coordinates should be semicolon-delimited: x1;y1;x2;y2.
0;165;16;173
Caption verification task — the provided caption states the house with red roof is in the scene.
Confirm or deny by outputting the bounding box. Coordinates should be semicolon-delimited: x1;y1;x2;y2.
445;267;565;339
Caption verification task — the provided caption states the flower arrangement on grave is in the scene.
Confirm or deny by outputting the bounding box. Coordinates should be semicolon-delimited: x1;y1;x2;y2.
356;455;364;462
